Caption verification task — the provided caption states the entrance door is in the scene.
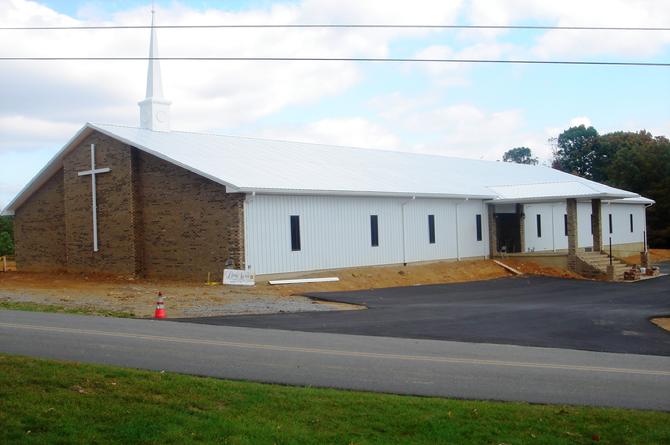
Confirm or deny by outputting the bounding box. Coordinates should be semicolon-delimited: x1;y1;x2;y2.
496;213;522;253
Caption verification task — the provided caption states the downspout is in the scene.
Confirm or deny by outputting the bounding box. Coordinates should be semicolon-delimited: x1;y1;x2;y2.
551;203;556;252
644;202;654;253
242;191;256;274
400;196;415;266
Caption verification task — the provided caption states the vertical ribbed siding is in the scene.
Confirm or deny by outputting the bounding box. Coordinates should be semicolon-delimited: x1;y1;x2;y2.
522;201;646;253
245;195;489;275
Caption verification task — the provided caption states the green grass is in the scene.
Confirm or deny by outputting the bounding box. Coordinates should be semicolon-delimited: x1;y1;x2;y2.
0;300;135;318
0;354;668;444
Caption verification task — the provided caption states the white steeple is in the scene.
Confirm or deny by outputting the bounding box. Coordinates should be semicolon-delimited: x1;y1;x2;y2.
138;8;171;131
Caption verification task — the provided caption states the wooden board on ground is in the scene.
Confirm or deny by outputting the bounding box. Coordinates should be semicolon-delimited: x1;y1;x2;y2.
269;277;340;285
493;260;523;276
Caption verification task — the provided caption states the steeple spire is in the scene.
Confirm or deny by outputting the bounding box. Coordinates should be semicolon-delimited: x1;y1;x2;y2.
138;7;171;131
146;9;164;99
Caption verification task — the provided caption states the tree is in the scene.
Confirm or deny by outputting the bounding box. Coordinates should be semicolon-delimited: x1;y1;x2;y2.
502;147;538;165
0;216;13;256
551;125;604;180
604;131;670;247
0;232;12;257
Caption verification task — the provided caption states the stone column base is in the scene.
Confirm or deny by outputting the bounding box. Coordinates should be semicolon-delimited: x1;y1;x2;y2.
606;264;616;281
640;251;650;268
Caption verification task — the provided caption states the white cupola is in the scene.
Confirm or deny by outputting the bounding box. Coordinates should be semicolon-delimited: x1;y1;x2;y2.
138;9;171;131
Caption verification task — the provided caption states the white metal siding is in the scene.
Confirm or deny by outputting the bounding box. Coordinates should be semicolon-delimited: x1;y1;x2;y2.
245;195;488;275
577;202;593;248
602;203;645;246
524;203;569;252
524;201;646;253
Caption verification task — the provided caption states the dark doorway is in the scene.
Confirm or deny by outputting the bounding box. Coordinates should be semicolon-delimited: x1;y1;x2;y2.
496;213;522;253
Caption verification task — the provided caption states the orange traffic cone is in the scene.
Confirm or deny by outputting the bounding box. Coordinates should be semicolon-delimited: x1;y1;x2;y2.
154;292;166;319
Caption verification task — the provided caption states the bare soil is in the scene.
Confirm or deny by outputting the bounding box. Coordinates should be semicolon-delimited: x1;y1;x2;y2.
495;258;583;280
1;258;15;272
651;318;670;333
0;258;578;318
623;248;670;265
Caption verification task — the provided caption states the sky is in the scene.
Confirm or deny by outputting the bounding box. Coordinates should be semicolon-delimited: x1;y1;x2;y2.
1;0;669;208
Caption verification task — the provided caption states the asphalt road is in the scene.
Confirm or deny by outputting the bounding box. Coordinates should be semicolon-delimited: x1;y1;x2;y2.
182;275;670;356
1;310;670;410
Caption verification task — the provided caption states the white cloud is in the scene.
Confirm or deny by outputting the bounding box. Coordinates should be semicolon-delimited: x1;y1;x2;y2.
0;0;464;151
253;102;557;164
0;115;80;150
403;104;534;160
568;116;592;128
415;42;520;86
468;0;670;58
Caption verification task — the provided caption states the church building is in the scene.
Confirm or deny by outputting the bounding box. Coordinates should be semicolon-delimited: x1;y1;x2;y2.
1;16;653;280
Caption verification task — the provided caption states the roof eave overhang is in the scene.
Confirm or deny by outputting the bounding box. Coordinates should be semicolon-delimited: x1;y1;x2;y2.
236;187;496;200
486;193;639;205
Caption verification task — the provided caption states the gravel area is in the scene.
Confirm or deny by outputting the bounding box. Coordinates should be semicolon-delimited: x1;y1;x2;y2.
180;297;353;317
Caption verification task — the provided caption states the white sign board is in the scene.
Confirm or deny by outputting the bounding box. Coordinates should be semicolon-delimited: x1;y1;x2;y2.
223;269;255;286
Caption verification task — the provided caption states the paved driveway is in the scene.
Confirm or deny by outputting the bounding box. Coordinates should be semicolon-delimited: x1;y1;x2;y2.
181;273;670;356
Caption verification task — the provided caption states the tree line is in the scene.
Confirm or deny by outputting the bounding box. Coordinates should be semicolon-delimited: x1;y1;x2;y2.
0;216;13;257
503;126;670;248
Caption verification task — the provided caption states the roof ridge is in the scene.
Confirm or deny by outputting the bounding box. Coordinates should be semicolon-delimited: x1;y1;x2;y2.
91;122;552;167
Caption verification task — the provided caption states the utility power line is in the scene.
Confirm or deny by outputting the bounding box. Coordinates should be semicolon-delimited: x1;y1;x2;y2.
0;57;667;67
1;24;669;31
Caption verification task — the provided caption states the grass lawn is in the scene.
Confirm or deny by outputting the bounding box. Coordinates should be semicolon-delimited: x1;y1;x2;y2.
0;300;134;318
0;354;669;444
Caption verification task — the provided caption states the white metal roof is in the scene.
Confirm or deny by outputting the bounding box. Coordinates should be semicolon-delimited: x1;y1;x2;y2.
1;123;643;215
487;181;639;203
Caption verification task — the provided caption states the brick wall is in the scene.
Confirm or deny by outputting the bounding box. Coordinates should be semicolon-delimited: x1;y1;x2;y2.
14;170;66;271
13;129;246;280
137;150;245;280
63;133;139;275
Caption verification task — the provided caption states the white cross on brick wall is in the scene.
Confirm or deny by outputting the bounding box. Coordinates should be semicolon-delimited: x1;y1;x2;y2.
77;144;111;252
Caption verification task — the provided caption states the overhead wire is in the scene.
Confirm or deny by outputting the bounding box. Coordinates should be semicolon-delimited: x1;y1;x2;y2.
0;57;666;67
0;24;669;31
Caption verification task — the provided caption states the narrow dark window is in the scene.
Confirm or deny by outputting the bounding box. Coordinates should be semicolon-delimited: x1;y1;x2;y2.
590;214;594;235
630;214;634;233
370;215;379;247
475;214;483;241
536;214;542;238
290;215;301;251
564;214;568;237
609;214;613;234
428;215;436;244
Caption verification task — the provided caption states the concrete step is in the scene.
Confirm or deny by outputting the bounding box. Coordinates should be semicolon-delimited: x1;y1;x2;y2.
577;252;634;281
590;265;628;272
